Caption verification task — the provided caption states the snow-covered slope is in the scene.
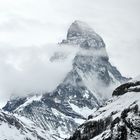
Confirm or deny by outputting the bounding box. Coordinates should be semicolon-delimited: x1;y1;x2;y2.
3;21;128;139
67;77;140;140
0;109;52;140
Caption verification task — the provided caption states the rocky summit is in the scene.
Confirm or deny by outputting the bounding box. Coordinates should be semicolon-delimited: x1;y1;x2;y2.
2;21;129;140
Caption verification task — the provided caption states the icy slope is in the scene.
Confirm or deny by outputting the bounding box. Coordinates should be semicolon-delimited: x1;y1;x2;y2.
0;109;52;140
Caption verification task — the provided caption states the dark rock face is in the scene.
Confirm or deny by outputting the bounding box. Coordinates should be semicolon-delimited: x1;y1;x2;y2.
3;21;128;139
67;116;112;140
109;104;140;140
66;20;106;50
3;97;27;112
66;103;140;140
113;81;140;96
66;80;140;140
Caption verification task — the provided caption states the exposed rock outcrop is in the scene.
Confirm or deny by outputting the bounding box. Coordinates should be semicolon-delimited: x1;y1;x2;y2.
113;81;140;96
66;79;140;140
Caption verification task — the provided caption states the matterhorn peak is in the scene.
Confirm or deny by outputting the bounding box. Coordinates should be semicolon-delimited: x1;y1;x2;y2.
63;20;106;51
68;20;92;32
67;20;94;39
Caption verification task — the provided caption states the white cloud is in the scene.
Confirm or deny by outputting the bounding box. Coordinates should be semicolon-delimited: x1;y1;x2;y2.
0;44;78;105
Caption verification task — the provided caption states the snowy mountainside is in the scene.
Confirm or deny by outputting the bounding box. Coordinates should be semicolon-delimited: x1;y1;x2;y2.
0;109;52;140
3;21;128;139
67;77;140;140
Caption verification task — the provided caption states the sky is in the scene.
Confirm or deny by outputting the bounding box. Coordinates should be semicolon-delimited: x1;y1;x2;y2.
0;0;140;106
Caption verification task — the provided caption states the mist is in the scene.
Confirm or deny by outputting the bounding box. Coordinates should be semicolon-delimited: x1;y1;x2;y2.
0;44;79;105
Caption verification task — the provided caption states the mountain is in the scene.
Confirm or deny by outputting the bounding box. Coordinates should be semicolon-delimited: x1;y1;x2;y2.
2;21;128;139
66;76;140;140
0;109;52;140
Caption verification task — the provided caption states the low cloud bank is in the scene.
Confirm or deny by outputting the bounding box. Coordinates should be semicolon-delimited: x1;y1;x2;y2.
0;44;78;104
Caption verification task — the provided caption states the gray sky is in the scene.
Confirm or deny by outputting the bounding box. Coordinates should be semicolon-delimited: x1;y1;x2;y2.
0;0;140;106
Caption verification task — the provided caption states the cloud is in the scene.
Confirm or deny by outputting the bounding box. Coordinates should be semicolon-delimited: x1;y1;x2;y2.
0;44;79;105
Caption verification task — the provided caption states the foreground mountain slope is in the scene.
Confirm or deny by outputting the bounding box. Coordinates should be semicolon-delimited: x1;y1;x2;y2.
67;76;140;140
0;109;52;140
3;21;128;139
